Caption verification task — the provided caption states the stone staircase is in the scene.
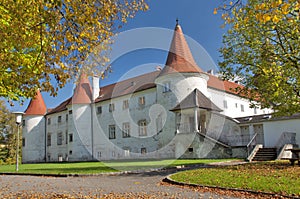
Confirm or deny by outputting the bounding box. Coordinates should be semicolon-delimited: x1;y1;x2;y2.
252;148;277;161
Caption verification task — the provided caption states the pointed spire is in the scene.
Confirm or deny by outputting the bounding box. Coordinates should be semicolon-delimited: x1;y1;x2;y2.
24;90;47;115
72;73;93;104
159;21;203;76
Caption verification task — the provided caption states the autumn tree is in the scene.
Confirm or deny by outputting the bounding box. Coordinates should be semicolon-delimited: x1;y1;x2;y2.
216;0;300;116
0;0;148;103
0;100;20;164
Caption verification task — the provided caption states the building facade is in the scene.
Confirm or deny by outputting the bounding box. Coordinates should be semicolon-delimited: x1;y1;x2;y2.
22;23;298;163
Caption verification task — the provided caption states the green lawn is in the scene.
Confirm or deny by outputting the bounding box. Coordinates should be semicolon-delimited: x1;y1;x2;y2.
0;159;230;174
170;161;300;197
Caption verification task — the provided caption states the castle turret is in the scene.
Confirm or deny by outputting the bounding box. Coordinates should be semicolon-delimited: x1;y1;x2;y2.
68;73;94;161
22;90;47;163
155;21;209;106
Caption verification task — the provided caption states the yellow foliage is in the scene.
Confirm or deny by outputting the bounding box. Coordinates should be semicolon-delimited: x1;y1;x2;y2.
0;0;148;101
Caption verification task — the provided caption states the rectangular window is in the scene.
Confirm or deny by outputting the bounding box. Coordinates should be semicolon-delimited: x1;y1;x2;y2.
22;138;25;147
235;103;238;108
139;96;145;106
57;132;63;145
109;125;116;139
58;116;62;123
138;120;147;136
241;104;245;112
123;100;129;110
47;134;51;146
163;82;171;92
223;100;228;109
69;110;73;114
109;103;115;112
141;147;147;154
97;106;102;114
69;134;73;142
22;120;25;127
47;118;51;125
122;122;130;138
66;114;68;121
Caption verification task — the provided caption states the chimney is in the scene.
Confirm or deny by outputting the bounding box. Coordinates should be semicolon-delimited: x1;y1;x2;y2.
92;76;100;101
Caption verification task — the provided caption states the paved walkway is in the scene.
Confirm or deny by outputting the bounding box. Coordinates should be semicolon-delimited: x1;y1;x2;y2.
0;161;258;199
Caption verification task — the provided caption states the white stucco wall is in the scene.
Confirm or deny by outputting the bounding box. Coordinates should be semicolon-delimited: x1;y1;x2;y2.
45;111;69;162
208;88;272;118
263;119;300;147
94;88;166;160
22;115;45;163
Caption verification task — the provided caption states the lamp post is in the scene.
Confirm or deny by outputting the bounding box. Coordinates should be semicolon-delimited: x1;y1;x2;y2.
12;111;24;172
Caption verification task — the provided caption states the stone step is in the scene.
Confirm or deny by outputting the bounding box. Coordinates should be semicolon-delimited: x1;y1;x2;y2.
252;147;277;161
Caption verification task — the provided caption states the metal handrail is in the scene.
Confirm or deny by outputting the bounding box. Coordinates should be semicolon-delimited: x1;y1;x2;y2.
247;133;258;148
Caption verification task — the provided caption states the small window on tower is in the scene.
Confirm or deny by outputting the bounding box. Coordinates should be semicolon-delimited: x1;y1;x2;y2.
97;106;102;114
163;82;171;93
139;96;145;106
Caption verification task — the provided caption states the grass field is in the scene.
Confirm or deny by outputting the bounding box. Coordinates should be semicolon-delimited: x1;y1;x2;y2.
0;159;229;174
170;161;300;197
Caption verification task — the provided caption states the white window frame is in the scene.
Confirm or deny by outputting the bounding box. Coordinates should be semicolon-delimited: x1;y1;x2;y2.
122;122;130;138
109;125;116;139
57;132;63;145
138;120;147;136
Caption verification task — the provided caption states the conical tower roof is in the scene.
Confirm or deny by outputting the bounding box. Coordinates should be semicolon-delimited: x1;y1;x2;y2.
72;73;92;104
24;90;47;115
159;21;203;76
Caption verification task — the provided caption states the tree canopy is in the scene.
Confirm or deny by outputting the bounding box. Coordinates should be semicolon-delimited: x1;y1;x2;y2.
217;0;300;116
0;100;19;164
0;0;148;103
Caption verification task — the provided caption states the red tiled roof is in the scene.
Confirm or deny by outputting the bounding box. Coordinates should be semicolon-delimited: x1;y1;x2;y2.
47;72;243;114
158;23;203;76
46;97;72;115
95;71;160;102
72;73;93;104
207;74;243;95
24;90;47;115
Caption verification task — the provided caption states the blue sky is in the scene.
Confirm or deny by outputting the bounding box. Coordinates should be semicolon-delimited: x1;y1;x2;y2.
7;0;226;112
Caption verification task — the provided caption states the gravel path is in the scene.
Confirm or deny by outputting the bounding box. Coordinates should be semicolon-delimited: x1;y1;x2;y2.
0;170;240;199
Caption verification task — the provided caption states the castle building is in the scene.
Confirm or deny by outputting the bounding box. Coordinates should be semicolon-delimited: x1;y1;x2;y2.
22;23;299;163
